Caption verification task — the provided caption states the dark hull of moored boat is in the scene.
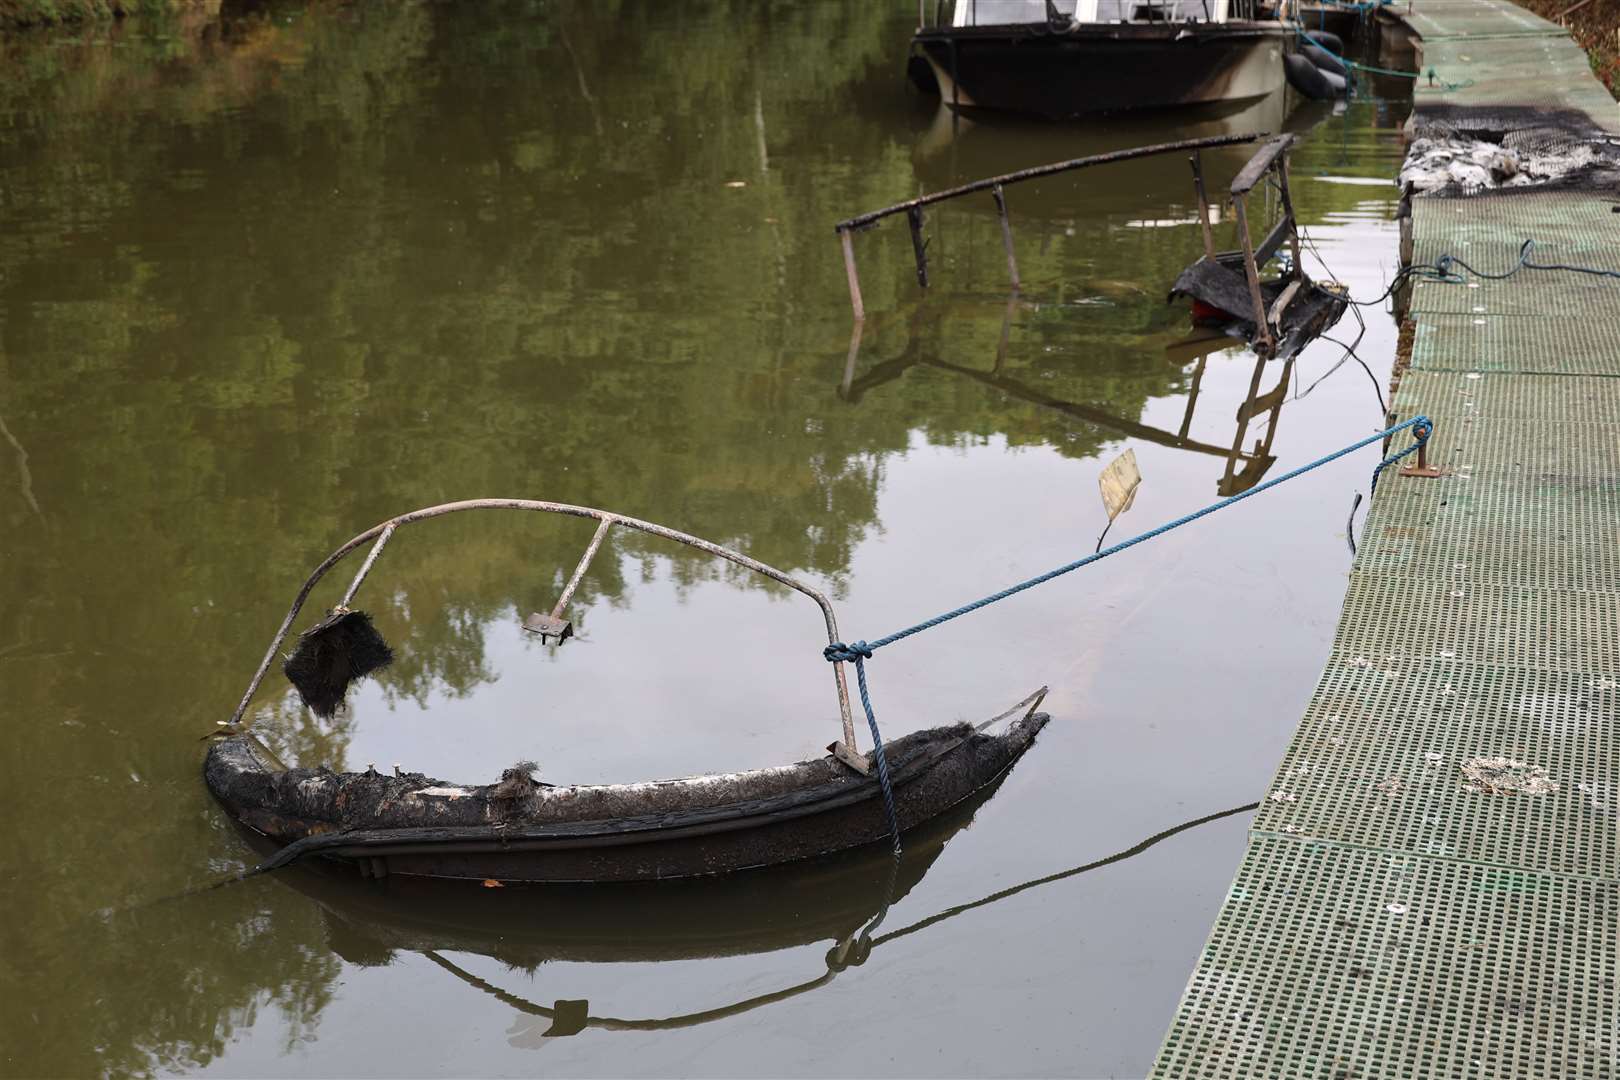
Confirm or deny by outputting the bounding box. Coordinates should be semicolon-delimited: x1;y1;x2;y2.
914;22;1286;118
203;712;1048;884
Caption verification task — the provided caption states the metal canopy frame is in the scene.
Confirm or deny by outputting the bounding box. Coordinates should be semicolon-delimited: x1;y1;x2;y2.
226;500;861;762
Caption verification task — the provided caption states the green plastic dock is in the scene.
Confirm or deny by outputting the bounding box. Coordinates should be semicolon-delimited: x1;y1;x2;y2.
1151;3;1620;1075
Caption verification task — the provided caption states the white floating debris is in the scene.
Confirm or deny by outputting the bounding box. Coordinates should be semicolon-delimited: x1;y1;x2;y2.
1466;372;1482;380
1460;757;1559;795
1268;791;1298;803
1387;902;1408;915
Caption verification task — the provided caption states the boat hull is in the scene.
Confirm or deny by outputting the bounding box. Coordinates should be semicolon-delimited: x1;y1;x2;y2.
204;713;1049;884
915;23;1286;117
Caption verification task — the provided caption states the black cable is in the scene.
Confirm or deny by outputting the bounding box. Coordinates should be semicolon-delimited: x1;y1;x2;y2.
1345;238;1620;308
1318;333;1389;414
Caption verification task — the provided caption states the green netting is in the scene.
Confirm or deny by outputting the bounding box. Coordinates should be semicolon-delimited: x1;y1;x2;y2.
1355;468;1620;590
1408;315;1620;376
1155;6;1620;1072
1152;839;1619;1079
1252;656;1617;877
1408;0;1563;39
1396;370;1620;424
1406;270;1620;315
1331;570;1620;672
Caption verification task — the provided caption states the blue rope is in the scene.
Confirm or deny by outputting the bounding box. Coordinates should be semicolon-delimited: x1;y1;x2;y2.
826;416;1434;853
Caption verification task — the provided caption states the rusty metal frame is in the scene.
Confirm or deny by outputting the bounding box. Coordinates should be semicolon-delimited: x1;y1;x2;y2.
1191;134;1303;357
225;500;861;762
833;133;1268;320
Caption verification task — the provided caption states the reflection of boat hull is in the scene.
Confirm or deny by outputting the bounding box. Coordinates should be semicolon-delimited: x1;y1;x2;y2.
280;771;1010;968
204;712;1048;884
915;24;1286;118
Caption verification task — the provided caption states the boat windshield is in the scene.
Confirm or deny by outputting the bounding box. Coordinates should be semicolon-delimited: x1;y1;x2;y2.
948;0;1233;25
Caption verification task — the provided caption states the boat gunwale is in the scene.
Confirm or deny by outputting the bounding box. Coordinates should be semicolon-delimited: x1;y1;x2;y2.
205;712;1051;862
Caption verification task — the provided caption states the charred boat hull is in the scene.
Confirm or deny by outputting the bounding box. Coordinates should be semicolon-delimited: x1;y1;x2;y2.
914;23;1286;117
264;773;1008;968
204;713;1049;884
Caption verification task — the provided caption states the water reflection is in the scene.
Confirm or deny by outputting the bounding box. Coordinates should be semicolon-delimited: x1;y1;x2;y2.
282;791;1255;1047
0;0;1409;1072
842;303;1296;497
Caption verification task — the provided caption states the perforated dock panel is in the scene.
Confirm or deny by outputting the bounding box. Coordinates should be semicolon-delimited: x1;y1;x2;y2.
1152;2;1620;1074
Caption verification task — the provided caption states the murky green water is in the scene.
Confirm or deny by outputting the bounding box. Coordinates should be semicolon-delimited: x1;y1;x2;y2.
0;3;1413;1075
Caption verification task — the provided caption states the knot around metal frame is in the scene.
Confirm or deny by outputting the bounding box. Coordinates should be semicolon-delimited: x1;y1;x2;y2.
824;640;874;663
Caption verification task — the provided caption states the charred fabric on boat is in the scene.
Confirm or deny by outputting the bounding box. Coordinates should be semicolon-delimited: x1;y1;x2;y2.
1167;261;1347;358
281;608;393;718
1400;104;1620;196
204;715;1048;882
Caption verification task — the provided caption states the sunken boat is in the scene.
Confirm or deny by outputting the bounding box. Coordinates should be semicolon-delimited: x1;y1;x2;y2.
204;499;1051;884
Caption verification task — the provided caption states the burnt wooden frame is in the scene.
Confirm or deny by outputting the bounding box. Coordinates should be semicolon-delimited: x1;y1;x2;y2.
832;132;1267;320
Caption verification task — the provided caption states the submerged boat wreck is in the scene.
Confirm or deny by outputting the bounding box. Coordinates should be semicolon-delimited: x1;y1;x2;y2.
1168;134;1347;358
204;500;1051;883
911;0;1288;117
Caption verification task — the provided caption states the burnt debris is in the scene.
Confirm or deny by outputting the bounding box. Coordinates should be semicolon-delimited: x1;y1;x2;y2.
282;608;394;718
1168;134;1347;360
1401;105;1620;197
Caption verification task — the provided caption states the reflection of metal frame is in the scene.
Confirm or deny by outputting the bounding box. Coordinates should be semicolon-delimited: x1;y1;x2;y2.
840;305;1291;494
226;500;861;759
420;799;1258;1040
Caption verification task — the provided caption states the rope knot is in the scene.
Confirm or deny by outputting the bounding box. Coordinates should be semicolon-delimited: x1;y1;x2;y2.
823;640;874;663
1413;416;1433;442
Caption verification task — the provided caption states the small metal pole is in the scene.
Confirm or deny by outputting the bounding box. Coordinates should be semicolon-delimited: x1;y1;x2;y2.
839;227;865;321
1177;356;1208;441
833;663;858;753
1398;424;1444;478
842;318;864;398
907;205;929;288
992;183;1021;291
523;517;614;642
1231;194;1273;354
1189;152;1216;263
995;291;1017;373
1277;158;1305;281
339;523;395;608
552;518;614;617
